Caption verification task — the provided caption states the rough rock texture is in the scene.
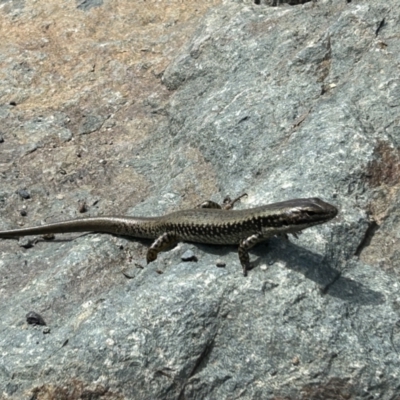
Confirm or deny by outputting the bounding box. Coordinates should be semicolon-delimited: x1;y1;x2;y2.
1;0;400;399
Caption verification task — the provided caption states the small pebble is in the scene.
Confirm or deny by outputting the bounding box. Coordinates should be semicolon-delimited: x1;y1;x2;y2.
17;189;30;199
292;356;300;366
78;202;88;213
18;237;35;248
20;209;27;217
43;327;51;334
26;311;46;326
121;267;137;279
215;259;226;268
181;250;197;262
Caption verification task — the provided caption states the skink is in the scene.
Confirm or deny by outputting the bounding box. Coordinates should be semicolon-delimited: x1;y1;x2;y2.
0;196;338;275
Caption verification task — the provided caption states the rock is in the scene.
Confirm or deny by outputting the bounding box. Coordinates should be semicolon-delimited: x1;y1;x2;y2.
0;0;399;399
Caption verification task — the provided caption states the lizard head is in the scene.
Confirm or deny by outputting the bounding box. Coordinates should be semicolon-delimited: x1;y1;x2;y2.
284;197;338;227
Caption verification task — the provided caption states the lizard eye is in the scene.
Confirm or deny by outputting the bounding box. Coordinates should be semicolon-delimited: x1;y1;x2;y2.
305;210;318;216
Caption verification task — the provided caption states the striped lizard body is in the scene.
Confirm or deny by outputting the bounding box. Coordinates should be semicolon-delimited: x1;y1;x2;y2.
0;196;338;276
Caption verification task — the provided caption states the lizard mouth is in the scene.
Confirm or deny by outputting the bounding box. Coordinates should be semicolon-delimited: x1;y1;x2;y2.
307;199;338;220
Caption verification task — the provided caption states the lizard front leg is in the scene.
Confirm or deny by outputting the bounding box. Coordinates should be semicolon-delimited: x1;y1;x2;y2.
238;232;267;276
146;232;180;264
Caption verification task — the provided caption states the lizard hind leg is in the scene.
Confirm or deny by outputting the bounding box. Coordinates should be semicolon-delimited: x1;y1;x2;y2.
195;200;222;210
222;193;248;210
196;193;248;210
146;232;180;264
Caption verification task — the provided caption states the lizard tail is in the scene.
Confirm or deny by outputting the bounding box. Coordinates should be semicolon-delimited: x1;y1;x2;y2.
0;216;157;239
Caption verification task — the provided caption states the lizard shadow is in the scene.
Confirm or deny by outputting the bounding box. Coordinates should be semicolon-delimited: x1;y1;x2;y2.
249;237;385;306
195;238;384;306
45;234;384;306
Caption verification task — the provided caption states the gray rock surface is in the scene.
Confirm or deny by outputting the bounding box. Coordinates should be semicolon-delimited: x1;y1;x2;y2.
1;0;400;399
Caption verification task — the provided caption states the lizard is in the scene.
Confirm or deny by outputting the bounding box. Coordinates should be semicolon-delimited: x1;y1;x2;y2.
0;195;338;276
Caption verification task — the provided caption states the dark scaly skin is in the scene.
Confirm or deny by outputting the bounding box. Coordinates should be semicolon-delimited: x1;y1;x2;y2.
0;197;338;276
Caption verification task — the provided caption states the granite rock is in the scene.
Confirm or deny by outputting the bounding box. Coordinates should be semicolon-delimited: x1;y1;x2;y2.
1;0;400;399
